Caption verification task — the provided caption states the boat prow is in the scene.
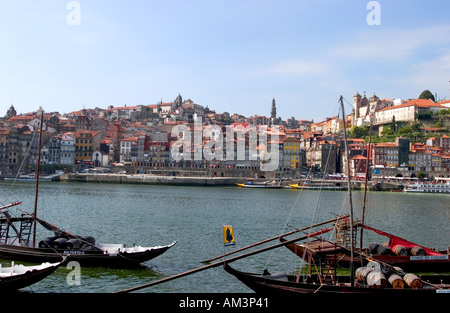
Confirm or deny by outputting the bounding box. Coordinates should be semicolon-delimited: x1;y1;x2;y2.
0;258;65;291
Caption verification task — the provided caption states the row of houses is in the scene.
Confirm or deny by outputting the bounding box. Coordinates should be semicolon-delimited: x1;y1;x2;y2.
1;94;450;178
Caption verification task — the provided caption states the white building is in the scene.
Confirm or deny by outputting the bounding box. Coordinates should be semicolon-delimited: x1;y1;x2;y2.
373;98;447;125
120;137;136;163
60;132;76;165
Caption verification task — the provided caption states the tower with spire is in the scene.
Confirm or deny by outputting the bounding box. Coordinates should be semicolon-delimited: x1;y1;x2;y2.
270;98;276;119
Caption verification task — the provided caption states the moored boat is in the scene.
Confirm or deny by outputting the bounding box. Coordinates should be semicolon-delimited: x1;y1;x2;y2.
0;259;64;291
404;181;450;193
0;110;176;268
236;180;283;188
280;218;450;272
0;203;177;268
224;96;450;296
224;262;450;295
4;175;53;182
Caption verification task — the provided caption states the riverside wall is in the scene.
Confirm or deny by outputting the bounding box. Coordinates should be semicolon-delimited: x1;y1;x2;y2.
61;173;247;186
59;173;405;190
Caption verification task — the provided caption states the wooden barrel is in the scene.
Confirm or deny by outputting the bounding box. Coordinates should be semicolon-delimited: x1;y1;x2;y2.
356;267;373;282
392;245;408;256
52;237;68;249
38;236;56;248
368;243;379;254
404;273;422;289
377;244;392;255
388;274;404;289
81;235;96;248
366;261;381;271
410;246;426;256
66;238;82;249
366;271;388;288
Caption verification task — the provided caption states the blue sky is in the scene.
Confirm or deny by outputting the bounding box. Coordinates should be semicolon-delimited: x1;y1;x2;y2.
1;0;450;122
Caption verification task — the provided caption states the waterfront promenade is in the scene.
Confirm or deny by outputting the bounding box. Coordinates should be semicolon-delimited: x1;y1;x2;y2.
57;173;403;190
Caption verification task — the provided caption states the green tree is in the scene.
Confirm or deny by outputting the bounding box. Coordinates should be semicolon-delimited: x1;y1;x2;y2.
438;109;450;116
349;125;368;138
398;126;413;135
417;171;426;181
416;112;433;120
381;126;394;137
411;122;421;132
435;120;444;127
419;90;435;102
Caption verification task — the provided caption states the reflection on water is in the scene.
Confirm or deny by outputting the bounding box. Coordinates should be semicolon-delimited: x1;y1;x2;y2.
0;181;449;293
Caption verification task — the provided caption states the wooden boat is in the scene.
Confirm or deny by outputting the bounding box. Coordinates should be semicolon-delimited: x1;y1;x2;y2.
0;202;176;268
0;259;64;291
280;220;450;272
224;96;450;296
0;111;176;268
235;181;283;188
224;262;450;295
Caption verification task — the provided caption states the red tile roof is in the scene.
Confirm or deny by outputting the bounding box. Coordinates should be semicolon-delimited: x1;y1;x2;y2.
378;98;446;111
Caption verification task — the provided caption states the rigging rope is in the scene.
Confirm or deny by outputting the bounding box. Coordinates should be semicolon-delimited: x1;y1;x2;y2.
263;99;347;271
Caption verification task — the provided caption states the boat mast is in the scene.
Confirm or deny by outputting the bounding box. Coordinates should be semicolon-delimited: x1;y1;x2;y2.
339;95;355;286
32;109;44;248
360;115;373;251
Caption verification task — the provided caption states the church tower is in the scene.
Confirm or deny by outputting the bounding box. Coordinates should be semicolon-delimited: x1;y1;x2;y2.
174;93;183;108
5;104;17;119
353;92;362;117
270;98;276;119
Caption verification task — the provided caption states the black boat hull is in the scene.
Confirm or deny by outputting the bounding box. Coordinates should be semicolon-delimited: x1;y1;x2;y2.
0;261;63;291
0;242;176;268
223;263;450;295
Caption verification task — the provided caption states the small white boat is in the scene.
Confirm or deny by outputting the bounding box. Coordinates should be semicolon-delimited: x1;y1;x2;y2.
5;174;53;182
0;260;64;291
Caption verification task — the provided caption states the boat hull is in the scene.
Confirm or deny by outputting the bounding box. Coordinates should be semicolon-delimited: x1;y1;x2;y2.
236;183;283;188
0;242;176;268
0;261;63;291
404;183;450;193
224;263;450;295
281;238;450;272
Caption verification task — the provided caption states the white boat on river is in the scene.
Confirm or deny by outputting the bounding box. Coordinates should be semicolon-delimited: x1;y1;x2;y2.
404;180;450;193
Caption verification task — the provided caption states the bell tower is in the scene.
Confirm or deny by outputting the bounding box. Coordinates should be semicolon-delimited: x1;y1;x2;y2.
270;98;276;119
5;104;17;119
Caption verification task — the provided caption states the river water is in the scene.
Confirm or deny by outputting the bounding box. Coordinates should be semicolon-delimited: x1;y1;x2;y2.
0;181;449;293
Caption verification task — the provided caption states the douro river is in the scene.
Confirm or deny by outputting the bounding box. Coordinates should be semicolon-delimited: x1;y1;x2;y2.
0;181;448;293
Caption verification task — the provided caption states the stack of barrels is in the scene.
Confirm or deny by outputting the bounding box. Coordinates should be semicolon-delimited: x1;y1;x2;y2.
38;235;96;250
368;243;427;256
356;261;422;289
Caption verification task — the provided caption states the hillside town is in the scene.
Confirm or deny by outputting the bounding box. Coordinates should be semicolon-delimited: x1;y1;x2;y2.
1;91;450;181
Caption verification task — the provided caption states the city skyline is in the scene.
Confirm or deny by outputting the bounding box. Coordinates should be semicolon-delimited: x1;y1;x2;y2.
1;1;450;121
